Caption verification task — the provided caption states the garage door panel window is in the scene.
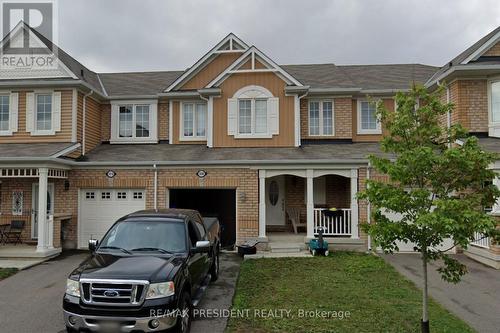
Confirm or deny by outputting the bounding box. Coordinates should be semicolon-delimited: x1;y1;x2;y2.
309;100;334;136
101;192;111;200
117;191;127;200
133;191;143;200
85;192;95;200
181;102;207;140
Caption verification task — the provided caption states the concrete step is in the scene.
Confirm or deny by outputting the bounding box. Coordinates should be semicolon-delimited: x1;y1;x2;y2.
269;242;305;253
245;251;312;260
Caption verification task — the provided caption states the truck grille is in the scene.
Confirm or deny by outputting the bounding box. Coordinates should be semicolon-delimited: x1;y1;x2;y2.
79;279;149;306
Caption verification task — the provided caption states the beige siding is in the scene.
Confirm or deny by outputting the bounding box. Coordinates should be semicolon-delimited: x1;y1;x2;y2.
0;89;73;143
181;53;242;90
483;41;500;57
213;72;295;147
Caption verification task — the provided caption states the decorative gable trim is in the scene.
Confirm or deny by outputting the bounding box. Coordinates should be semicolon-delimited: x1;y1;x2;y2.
206;46;303;88
0;22;78;80
164;33;249;92
461;30;500;64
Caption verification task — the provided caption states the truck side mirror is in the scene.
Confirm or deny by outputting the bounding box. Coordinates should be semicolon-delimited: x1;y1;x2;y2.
88;239;99;252
192;240;210;253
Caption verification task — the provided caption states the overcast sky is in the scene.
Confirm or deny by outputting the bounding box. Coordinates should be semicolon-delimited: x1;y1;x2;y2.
55;0;500;73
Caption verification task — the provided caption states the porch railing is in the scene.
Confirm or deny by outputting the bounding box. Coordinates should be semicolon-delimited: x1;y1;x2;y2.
313;208;352;236
471;232;490;249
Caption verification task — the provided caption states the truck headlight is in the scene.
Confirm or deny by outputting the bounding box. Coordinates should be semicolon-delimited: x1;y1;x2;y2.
66;279;80;297
146;281;175;299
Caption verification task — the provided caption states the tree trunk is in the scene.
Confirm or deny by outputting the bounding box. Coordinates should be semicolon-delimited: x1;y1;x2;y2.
421;250;430;333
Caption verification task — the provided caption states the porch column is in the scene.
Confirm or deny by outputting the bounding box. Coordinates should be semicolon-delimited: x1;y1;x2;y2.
36;167;49;252
258;170;266;238
350;169;359;239
306;169;314;238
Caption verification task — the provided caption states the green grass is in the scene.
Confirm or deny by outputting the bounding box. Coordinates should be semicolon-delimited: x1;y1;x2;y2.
0;267;18;280
226;252;473;333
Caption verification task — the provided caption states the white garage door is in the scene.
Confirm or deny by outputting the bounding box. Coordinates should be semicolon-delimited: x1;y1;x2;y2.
381;210;455;253
79;189;146;248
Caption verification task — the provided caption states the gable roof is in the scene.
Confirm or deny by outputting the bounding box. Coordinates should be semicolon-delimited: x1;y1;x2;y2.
205;46;303;88
426;26;500;85
164;33;249;92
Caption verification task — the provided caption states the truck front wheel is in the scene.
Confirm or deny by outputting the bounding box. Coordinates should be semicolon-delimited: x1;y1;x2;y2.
210;248;219;281
171;291;192;333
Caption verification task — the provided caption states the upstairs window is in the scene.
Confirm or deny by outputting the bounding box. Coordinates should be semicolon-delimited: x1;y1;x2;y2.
119;104;150;138
238;99;267;135
0;95;9;131
491;81;500;123
36;94;52;131
181;102;206;140
111;100;157;143
227;85;279;138
309;100;333;136
357;100;381;134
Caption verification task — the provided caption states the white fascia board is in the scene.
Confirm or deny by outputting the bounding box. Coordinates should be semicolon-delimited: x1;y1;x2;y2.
461;31;500;64
206;46;303;88
50;143;81;158
426;64;500;88
164;33;249;92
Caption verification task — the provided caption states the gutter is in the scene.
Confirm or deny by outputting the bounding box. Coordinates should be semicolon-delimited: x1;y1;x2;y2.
0;79;107;99
153;164;158;210
426;64;500;88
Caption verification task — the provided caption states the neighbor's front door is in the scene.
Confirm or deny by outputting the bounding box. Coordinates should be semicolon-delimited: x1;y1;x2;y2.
265;176;285;225
32;183;55;239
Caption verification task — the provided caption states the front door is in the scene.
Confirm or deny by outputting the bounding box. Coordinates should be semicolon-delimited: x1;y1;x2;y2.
266;176;285;225
32;183;55;239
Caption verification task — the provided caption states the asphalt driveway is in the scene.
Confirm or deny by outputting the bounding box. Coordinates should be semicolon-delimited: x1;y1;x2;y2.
382;253;500;333
0;251;241;333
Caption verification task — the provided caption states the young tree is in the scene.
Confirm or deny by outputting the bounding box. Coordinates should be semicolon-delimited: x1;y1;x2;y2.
358;84;500;333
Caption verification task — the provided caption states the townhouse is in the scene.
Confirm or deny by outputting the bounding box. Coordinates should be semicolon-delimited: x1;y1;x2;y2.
0;22;499;268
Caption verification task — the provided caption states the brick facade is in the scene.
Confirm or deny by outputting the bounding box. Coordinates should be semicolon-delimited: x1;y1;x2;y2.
300;98;353;140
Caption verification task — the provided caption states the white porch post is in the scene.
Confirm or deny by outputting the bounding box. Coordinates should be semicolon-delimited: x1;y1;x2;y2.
258;170;266;238
36;167;49;252
306;169;314;238
350;168;359;239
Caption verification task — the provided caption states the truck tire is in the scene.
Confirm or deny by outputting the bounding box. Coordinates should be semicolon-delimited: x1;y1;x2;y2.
66;326;78;333
210;247;219;282
171;291;192;333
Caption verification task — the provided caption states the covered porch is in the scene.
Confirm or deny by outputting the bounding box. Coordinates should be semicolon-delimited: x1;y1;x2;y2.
258;168;360;243
0;166;71;258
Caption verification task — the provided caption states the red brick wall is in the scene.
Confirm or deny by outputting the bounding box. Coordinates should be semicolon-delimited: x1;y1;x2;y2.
300;98;353;140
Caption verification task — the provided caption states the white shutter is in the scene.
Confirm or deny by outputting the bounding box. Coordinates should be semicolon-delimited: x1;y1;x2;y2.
9;92;18;132
110;104;119;139
52;91;62;132
268;97;279;135
227;98;237;135
25;92;35;133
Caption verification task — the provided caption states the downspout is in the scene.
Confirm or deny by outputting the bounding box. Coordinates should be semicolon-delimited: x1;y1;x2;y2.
82;90;94;156
153;164;158;210
296;91;308;147
367;161;372;252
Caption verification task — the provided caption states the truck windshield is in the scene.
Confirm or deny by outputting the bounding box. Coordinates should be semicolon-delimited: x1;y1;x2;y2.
98;220;186;253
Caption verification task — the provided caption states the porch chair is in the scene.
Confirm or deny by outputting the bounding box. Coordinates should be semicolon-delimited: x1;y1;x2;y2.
4;220;25;245
0;224;10;245
286;207;307;234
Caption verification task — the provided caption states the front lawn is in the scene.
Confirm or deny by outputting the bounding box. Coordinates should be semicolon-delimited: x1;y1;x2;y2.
0;268;18;280
226;252;472;333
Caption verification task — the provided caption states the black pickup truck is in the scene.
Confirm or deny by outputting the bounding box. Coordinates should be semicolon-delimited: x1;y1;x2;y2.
63;209;220;333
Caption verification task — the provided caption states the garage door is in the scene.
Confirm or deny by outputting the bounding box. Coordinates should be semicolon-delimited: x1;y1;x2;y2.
79;189;145;248
169;189;236;248
381;210;455;253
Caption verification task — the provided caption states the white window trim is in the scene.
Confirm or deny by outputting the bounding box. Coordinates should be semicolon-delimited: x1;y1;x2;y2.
357;99;382;135
236;98;272;139
487;77;500;137
110;99;158;144
0;91;11;136
32;90;56;136
179;101;207;141
308;99;335;136
233;85;274;139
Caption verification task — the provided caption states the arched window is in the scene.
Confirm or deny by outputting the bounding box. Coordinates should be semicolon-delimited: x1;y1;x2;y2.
227;85;279;138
